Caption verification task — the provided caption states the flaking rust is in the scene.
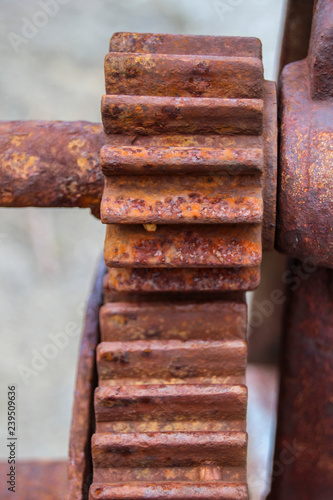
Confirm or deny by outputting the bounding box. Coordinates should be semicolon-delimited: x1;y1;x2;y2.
88;31;277;500
104;223;262;268
100;32;277;287
268;265;333;500
276;0;333;267
0;120;104;216
104;266;261;294
269;1;333;498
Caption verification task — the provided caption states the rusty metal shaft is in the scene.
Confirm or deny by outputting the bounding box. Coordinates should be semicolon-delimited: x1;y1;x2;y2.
276;0;333;267
271;1;333;497
0;120;104;215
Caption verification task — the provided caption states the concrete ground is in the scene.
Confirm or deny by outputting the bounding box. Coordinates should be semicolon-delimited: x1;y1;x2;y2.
0;1;286;498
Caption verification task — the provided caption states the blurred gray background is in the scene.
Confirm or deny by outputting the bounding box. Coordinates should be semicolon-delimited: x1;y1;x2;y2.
0;1;286;498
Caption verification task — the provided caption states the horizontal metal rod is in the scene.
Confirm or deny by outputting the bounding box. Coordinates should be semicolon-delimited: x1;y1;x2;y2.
0;120;104;216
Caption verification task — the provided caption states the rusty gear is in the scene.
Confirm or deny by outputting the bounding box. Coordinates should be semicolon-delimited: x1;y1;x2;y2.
88;32;277;500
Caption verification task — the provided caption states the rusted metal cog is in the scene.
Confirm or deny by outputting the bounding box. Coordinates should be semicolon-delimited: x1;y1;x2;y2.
92;31;277;500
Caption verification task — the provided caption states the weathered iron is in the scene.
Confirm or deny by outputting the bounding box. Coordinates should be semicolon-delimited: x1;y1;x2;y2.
101;173;263;225
101;32;277;292
99;299;247;341
108;33;262;58
95;384;247;432
89;483;248;500
276;0;333;267
104;52;264;98
87;30;278;500
5;5;332;498
101;94;264;137
0;120;104;216
100;145;264;175
104;266;261;294
104;223;262;268
67;257;106;500
92;431;247;478
97;339;246;385
268;264;333;500
278;0;315;75
270;1;333;497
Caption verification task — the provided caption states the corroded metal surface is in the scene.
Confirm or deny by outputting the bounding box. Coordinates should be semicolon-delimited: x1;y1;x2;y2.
109;32;262;58
99;300;247;341
104;52;264;98
0;120;104;216
102;284;244;305
262;82;278;251
104;266;260;293
278;0;315;75
94;384;247;432
0;460;67;500
100;145;264;175
67;257;106;500
268;265;333;500
0;28;279;499
101;95;263;137
90;482;248;500
91;482;248;500
92;431;247;473
101;35;276;281
104;223;262;268
87;32;278;500
97;339;246;385
271;7;333;492
276;0;333;266
101;174;263;225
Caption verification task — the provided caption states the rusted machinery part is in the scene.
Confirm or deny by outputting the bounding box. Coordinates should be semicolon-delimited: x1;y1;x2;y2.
100;32;277;293
67;256;106;500
87;32;278;500
100;39;277;247
101;85;276;256
109;32;263;58
276;0;333;267
278;0;315;76
268;263;333;500
0;120;104;217
104;223;263;268
92;290;248;498
270;4;333;497
103;266;261;294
